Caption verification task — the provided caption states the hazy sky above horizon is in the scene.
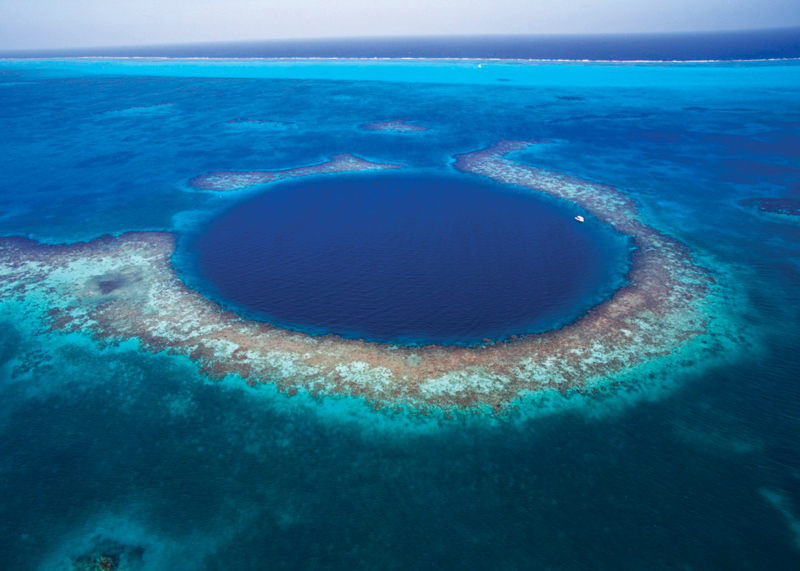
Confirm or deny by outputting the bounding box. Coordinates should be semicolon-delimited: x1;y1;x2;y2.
2;0;800;50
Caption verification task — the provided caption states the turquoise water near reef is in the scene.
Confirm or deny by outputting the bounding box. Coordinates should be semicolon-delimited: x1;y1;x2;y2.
6;56;800;88
1;55;799;569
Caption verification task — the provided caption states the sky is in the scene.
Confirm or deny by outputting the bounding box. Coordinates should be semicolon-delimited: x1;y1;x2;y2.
2;0;800;50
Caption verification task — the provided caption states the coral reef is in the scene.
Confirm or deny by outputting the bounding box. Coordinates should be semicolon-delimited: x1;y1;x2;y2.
68;537;143;571
739;197;800;222
0;142;733;415
361;120;427;133
189;154;403;191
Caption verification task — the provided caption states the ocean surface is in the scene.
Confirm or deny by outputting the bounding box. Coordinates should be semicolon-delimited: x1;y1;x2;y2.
1;33;800;570
4;27;800;61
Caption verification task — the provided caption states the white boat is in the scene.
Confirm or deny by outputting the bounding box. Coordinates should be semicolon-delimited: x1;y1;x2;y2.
575;215;585;223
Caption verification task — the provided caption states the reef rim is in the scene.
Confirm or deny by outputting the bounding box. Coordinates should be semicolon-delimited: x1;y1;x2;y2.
0;142;734;415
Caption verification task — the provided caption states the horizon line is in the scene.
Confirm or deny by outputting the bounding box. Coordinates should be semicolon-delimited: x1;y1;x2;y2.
3;26;800;56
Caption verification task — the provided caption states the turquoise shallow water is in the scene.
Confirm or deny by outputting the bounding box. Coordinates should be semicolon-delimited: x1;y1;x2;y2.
0;57;799;569
6;57;800;88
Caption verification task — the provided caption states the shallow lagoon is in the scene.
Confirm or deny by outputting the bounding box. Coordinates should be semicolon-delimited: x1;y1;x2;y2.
0;56;799;569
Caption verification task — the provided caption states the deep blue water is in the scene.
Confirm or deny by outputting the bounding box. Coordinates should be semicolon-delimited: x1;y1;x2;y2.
0;51;799;570
186;173;628;345
4;27;800;60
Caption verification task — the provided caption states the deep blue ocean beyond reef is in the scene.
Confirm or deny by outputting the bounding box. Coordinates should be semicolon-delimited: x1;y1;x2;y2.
185;173;628;345
4;27;800;60
1;35;800;570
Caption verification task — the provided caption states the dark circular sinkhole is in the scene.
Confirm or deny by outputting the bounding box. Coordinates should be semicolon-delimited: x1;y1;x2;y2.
181;172;630;346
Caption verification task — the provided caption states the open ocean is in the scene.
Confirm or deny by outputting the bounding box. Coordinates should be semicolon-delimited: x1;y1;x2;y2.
1;31;800;570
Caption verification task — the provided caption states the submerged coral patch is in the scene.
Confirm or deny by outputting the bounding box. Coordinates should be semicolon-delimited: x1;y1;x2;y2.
361;120;427;133
189;154;403;192
0;143;730;415
739;197;800;222
225;118;292;126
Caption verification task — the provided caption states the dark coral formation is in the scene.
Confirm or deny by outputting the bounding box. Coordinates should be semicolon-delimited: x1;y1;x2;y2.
69;537;144;571
0;142;729;415
739;197;800;217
